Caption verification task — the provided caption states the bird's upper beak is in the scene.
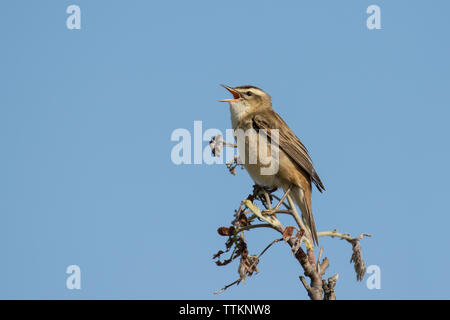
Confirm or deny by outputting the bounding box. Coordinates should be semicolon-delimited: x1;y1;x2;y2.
219;84;241;102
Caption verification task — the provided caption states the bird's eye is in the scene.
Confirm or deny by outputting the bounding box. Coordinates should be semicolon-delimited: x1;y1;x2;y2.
246;91;253;96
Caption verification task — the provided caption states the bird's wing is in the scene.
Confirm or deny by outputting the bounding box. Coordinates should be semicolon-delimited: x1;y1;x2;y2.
252;111;325;192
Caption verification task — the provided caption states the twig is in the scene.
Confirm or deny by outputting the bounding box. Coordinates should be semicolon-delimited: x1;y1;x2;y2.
243;200;283;232
257;238;283;259
214;279;240;295
271;194;291;210
318;230;372;241
235;223;276;234
286;194;313;250
273;185;291;212
214;238;283;295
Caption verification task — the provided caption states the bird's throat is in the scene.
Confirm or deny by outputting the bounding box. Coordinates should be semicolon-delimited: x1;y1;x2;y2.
229;101;249;129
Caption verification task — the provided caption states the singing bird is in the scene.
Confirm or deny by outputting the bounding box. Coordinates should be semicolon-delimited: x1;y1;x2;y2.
220;84;325;245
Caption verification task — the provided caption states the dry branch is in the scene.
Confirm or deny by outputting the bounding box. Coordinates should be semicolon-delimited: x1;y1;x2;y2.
210;136;371;300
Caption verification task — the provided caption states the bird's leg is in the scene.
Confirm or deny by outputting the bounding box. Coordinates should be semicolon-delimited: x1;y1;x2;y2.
263;190;272;209
262;186;291;216
273;185;291;212
251;185;272;209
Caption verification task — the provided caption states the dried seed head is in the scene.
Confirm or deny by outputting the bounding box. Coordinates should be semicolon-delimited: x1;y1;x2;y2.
209;135;223;157
350;240;366;281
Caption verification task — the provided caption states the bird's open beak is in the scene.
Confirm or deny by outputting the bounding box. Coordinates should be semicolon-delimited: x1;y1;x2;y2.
219;84;241;102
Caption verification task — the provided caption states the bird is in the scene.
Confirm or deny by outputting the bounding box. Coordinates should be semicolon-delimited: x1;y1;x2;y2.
219;84;325;245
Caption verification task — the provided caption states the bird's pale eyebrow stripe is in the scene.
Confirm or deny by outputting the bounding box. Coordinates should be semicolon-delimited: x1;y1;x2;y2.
235;86;265;95
235;85;260;89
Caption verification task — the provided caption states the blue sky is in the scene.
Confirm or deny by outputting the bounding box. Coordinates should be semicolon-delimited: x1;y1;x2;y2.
1;0;449;299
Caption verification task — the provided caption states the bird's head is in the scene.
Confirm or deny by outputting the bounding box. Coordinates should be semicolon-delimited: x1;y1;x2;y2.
219;84;272;113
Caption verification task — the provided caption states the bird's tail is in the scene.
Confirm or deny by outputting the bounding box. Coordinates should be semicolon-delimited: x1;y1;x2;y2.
290;185;319;246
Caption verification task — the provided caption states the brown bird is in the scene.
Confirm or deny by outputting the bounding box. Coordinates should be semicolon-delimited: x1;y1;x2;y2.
220;84;325;245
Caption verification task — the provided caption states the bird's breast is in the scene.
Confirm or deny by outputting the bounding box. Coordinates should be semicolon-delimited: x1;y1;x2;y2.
233;124;281;188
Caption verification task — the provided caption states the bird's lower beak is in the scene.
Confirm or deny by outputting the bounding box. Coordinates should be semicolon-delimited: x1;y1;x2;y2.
219;84;241;102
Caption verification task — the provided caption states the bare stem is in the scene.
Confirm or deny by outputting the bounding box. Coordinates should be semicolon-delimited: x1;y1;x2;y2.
235;223;276;234
318;230;372;241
